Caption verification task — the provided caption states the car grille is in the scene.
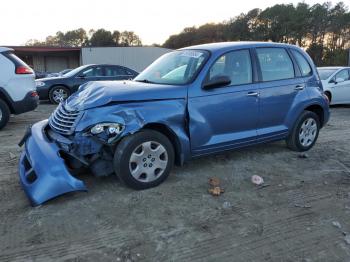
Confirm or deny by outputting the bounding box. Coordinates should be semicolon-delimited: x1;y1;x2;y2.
49;104;80;135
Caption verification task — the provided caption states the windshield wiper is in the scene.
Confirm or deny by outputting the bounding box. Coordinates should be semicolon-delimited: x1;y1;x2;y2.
135;79;156;84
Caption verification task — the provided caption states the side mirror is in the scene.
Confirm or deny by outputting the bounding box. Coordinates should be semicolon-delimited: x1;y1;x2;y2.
203;75;231;90
77;74;86;79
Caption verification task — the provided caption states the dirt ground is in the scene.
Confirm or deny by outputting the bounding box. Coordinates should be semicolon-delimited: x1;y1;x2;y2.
1;102;350;262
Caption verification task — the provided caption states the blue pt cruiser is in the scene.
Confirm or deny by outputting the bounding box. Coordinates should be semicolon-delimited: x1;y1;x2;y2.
19;42;330;205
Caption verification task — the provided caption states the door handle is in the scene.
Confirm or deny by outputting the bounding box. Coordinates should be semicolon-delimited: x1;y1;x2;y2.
247;92;259;97
295;84;305;90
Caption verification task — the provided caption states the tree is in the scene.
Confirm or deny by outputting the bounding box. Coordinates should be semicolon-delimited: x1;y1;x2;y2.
119;31;142;46
25;28;142;47
162;1;350;66
89;29;115;46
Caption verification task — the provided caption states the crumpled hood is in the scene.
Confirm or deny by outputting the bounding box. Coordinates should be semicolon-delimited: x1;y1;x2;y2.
65;80;187;110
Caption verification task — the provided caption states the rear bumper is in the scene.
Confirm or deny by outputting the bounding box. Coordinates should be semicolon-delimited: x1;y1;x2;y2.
18;120;87;206
12;91;39;114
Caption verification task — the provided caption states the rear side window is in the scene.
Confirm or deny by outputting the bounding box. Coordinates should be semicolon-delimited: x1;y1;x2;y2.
4;52;28;67
105;66;127;76
208;49;252;85
256;48;294;81
290;49;312;77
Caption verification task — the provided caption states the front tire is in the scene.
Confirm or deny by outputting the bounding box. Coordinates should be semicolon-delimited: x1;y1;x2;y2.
49;86;70;104
286;111;320;152
113;130;174;190
0;99;10;130
324;91;332;104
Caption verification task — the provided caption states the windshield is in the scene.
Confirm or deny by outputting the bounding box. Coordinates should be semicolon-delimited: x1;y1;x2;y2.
318;68;337;80
64;65;91;78
134;50;209;85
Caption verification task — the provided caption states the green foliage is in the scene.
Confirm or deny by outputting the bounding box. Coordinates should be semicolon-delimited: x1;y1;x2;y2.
26;29;142;47
163;1;350;66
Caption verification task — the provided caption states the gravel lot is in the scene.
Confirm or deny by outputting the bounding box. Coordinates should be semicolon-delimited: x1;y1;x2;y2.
1;103;350;262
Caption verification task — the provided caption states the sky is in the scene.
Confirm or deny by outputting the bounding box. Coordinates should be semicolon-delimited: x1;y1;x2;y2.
0;0;324;46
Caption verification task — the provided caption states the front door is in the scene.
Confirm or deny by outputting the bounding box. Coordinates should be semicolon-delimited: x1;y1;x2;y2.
188;49;259;156
330;69;350;103
73;65;104;91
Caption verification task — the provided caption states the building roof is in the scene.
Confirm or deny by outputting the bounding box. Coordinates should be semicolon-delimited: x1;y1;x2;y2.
6;46;80;52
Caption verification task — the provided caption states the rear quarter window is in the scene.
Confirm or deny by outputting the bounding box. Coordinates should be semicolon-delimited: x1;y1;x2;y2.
256;48;295;82
3;52;28;67
290;49;312;77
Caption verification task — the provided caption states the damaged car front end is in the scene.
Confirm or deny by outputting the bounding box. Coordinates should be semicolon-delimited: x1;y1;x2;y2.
18;79;190;206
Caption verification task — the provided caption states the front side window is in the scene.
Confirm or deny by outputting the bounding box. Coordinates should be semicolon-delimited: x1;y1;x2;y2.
81;66;103;77
257;48;295;81
334;69;350;82
134;50;209;85
208;49;252;85
291;49;312;77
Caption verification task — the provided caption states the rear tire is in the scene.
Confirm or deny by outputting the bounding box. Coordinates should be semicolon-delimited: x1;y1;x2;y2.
0;99;10;130
49;86;70;104
113;130;175;190
286;111;320;152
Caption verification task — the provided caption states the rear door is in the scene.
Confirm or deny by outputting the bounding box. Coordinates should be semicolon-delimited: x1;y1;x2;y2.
104;66;132;81
255;47;307;140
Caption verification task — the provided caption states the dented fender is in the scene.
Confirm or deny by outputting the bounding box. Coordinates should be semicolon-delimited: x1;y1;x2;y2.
74;99;192;164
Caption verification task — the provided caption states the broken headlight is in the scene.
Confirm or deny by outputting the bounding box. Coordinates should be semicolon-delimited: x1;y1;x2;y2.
90;123;124;135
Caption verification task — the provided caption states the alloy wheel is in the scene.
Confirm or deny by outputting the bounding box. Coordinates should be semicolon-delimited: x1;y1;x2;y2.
129;141;168;182
299;117;317;147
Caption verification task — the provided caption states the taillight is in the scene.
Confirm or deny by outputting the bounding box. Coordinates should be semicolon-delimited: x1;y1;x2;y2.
30;91;38;97
15;66;33;74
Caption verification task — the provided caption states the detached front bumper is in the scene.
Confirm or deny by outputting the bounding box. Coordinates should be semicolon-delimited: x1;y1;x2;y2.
18;120;87;206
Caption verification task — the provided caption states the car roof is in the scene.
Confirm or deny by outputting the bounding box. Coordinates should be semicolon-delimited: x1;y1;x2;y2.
181;41;300;52
0;47;13;53
317;66;349;70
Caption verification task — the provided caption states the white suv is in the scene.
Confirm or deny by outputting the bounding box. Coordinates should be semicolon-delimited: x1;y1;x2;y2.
0;47;38;129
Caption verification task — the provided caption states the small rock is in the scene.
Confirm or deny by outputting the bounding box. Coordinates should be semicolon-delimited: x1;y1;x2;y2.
251;175;264;185
209;177;221;187
332;221;342;229
9;152;16;160
344;234;350;245
222;201;231;209
298;153;309;159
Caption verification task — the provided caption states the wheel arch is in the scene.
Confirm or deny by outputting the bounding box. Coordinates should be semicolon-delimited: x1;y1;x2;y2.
142;122;183;166
49;84;71;93
324;90;332;102
0;87;15;113
304;104;325;127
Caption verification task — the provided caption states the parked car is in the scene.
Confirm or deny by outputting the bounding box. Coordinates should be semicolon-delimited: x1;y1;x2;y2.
36;64;138;104
0;47;38;130
19;42;329;206
318;67;350;105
